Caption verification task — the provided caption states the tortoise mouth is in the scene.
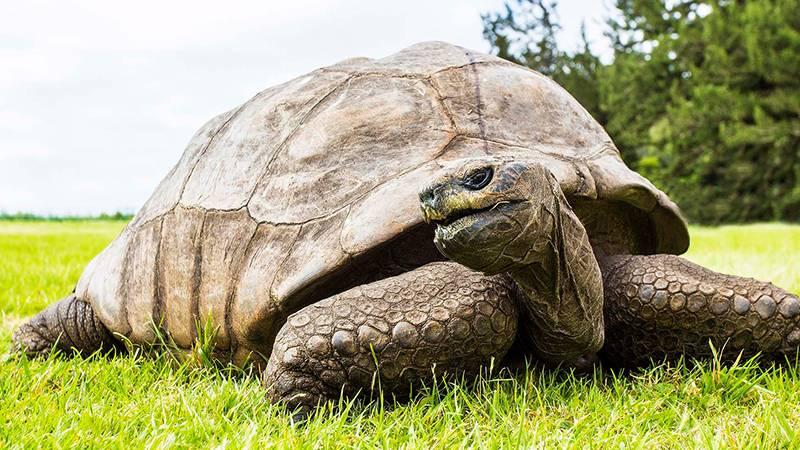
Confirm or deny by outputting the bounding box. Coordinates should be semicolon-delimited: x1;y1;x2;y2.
432;200;523;231
431;199;529;275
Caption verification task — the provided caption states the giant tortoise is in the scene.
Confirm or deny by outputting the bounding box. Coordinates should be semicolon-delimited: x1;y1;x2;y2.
14;42;799;414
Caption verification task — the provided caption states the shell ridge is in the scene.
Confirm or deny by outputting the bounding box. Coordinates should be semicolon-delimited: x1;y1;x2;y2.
338;205;356;258
455;134;611;163
152;216;166;338
267;224;305;306
430;59;513;76
465;50;491;155
189;211;208;343
224;218;260;357
426;77;458;130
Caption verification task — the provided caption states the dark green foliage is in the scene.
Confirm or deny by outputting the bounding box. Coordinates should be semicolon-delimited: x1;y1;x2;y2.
483;0;800;224
654;0;800;223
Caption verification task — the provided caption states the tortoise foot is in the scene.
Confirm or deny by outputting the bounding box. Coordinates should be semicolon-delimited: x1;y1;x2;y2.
13;295;121;358
263;262;518;413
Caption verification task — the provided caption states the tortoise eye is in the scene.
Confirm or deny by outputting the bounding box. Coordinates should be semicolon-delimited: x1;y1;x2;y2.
461;167;493;190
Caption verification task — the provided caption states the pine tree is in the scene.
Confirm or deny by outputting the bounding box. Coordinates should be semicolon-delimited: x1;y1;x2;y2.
654;0;800;222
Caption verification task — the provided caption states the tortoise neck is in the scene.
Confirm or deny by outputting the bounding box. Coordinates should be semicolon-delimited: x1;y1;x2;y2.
501;194;606;363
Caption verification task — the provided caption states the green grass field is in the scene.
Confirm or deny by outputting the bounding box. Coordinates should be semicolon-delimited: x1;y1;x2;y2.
1;221;799;448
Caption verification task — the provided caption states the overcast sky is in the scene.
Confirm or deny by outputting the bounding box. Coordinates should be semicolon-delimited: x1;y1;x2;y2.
1;0;611;215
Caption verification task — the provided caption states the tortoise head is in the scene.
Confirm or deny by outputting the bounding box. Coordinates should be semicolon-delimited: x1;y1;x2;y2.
419;159;560;275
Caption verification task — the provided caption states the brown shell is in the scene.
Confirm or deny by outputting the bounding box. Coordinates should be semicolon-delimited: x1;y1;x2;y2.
74;41;688;363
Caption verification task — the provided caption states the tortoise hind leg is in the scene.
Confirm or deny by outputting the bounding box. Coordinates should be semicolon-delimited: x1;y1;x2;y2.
13;295;122;358
263;262;518;417
600;254;800;366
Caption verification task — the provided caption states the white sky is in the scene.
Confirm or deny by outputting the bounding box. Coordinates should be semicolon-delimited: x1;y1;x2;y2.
0;0;611;215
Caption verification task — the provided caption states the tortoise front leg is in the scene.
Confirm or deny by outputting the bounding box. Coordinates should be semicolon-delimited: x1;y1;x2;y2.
263;262;517;416
601;254;800;366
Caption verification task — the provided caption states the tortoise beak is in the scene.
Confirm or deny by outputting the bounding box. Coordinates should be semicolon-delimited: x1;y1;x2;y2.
419;186;447;224
421;205;447;224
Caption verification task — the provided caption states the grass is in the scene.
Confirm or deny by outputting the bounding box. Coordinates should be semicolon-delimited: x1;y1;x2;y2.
1;220;799;448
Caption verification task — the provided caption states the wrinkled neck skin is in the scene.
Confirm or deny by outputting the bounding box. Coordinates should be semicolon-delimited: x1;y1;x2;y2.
588;245;621;277
500;184;605;365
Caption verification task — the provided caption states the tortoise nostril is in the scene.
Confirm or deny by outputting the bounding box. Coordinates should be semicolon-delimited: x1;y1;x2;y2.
461;167;493;191
421;183;448;205
419;187;437;207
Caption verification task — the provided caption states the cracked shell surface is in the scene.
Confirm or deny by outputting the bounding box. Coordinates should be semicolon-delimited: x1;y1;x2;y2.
72;41;688;364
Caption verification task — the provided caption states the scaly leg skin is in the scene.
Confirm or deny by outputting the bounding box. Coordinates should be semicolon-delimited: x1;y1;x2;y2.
12;295;121;358
601;255;800;367
263;262;518;417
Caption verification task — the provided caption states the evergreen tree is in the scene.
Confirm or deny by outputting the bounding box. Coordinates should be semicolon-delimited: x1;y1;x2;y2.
653;0;800;222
